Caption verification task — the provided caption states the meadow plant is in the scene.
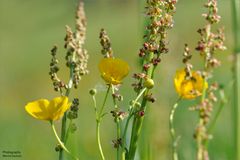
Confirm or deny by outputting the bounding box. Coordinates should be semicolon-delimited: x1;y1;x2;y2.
91;29;130;160
25;1;87;160
170;0;226;160
23;0;229;160
90;1;177;160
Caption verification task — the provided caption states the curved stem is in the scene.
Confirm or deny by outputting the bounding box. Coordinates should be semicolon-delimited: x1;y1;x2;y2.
96;121;105;160
169;98;181;160
91;95;104;159
50;121;79;160
133;88;147;106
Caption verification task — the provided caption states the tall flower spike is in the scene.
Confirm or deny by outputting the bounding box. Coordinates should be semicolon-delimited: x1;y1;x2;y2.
49;1;89;91
128;1;178;159
64;1;89;89
132;0;177;93
25;96;71;121
192;0;226;159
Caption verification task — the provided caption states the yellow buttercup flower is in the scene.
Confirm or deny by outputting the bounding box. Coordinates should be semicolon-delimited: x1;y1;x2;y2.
99;58;129;85
25;96;71;121
174;69;208;99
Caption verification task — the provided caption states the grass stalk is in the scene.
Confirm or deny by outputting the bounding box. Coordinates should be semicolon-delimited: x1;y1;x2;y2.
169;98;181;160
232;0;240;160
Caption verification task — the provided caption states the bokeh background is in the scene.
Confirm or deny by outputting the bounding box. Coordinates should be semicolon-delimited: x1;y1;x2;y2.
0;0;234;160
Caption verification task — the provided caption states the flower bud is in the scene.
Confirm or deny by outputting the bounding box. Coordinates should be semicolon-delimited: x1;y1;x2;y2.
144;78;154;89
55;144;62;152
89;89;97;95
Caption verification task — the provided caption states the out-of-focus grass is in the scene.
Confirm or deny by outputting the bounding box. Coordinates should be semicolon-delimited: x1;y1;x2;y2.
0;0;233;160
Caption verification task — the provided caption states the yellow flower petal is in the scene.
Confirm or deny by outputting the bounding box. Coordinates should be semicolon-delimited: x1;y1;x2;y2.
48;96;71;120
174;69;186;94
174;69;207;99
25;99;51;120
25;96;71;121
99;58;129;85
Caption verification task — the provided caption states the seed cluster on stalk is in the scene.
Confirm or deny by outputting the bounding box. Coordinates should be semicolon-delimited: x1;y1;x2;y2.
182;44;193;78
127;1;178;159
49;2;89;91
132;0;177;99
49;45;65;92
99;28;113;58
191;0;226;159
68;98;80;120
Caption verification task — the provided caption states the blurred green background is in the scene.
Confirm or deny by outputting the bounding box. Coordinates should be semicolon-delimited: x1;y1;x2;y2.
0;0;234;160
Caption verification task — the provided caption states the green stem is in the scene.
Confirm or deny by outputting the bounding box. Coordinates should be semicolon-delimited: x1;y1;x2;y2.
117;121;121;160
99;85;111;116
128;91;149;160
92;96;98;117
121;88;147;159
94;85;111;160
169;98;181;160
92;95;105;160
121;113;133;159
59;64;74;160
65;120;73;144
128;50;154;159
122;88;147;144
50;121;79;160
111;85;121;160
96;121;105;160
232;0;240;159
233;55;240;160
232;0;240;52
128;49;154;159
